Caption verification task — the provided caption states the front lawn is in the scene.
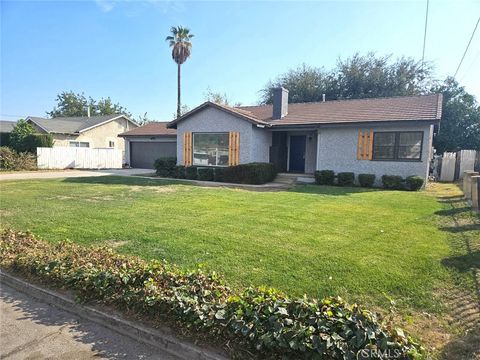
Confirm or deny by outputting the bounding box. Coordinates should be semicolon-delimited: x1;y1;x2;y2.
2;176;477;318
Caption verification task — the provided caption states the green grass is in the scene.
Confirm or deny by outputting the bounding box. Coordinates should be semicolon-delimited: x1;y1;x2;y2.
1;176;478;314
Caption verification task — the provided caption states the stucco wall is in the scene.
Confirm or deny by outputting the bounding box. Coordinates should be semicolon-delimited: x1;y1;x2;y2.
316;123;433;183
176;107;266;165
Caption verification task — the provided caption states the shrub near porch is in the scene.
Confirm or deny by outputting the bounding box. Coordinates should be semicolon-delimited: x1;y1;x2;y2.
0;176;465;315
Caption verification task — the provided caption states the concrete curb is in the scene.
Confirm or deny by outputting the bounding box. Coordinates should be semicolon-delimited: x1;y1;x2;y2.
0;270;228;360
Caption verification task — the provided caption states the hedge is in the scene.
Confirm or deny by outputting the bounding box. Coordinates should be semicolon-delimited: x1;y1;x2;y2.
337;172;355;187
222;163;277;185
0;230;426;359
175;165;186;179
382;175;405;190
185;166;198;180
12;133;54;153
358;174;376;188
314;170;335;185
0;146;37;171
197;167;214;181
154;157;177;177
406;176;424;191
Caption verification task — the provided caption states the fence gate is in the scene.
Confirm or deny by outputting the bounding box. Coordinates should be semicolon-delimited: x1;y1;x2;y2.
37;147;122;169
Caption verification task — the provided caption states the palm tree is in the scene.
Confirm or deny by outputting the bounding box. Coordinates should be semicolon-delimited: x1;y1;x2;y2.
166;26;194;119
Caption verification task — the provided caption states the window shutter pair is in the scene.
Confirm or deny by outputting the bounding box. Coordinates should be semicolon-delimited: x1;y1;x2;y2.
228;132;240;166
357;130;374;160
182;131;240;166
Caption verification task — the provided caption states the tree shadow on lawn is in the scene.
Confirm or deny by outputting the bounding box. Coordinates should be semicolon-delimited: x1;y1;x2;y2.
289;184;380;196
436;192;480;359
62;176;188;187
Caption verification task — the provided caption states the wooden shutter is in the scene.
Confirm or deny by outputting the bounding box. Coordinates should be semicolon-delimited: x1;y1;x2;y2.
357;130;374;160
183;132;193;166
228;132;240;166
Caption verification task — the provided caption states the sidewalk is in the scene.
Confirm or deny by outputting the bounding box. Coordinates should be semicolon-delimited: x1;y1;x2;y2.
0;283;176;359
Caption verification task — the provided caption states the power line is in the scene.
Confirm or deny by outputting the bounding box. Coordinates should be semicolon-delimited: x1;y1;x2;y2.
422;0;429;65
454;15;480;78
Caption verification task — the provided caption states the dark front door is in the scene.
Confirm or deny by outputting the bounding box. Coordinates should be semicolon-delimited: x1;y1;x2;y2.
289;135;306;173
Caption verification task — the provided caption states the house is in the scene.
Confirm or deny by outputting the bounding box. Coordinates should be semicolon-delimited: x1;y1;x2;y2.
119;122;176;168
167;88;442;184
26;114;138;161
0;120;17;134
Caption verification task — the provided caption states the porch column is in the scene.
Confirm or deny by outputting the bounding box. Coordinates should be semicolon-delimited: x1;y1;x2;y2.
316;130;321;171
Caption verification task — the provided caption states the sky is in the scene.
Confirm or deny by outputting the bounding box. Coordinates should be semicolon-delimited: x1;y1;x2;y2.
1;0;479;121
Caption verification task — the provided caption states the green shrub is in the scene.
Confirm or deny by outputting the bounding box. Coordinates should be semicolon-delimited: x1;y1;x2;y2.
0;229;427;360
314;170;335;185
0;133;11;148
197;167;214;181
0;147;37;171
154;157;177;177
185;166;198;180
222;163;277;184
406;176;424;191
337;172;355;186
358;173;376;187
213;167;225;182
382;175;405;190
174;165;186;179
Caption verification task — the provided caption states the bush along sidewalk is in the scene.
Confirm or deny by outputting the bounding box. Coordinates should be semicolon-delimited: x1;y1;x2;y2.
0;230;427;360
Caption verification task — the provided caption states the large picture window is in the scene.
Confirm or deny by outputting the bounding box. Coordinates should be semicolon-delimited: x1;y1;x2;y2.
193;133;229;166
372;131;423;161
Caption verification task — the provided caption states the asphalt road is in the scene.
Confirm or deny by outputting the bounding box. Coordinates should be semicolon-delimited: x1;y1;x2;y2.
0;284;177;359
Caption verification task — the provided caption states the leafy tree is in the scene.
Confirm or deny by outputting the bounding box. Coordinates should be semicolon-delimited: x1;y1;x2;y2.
432;77;480;153
10;119;35;151
259;53;433;104
166;26;194;119
172;105;190;119
204;87;242;107
47;91;131;118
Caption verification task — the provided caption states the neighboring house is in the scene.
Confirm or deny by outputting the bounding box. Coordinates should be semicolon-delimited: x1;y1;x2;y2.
119;122;177;168
168;88;442;183
0;120;17;134
26;114;138;161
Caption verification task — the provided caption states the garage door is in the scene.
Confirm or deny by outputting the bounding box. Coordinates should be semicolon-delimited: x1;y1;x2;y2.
130;141;176;169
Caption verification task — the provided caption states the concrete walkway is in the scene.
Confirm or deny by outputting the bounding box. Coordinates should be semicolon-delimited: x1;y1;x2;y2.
0;168;152;181
0;284;177;359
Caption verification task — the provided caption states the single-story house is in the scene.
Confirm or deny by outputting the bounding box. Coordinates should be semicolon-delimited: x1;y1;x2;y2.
119;122;177;168
26;114;138;162
167;88;442;183
0;120;17;134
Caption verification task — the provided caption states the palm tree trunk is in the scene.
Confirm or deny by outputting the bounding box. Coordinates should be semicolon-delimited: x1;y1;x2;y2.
177;63;181;119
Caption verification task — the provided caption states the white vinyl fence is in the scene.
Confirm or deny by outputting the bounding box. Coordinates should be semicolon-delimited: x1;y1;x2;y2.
37;147;122;169
439;152;456;182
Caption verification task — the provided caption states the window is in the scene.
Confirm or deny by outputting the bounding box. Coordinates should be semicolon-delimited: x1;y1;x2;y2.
372;131;422;161
69;141;89;148
193;133;229;166
108;141;115;148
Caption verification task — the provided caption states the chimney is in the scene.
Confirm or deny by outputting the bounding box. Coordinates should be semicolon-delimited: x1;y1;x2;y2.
87;106;91;118
272;87;289;120
322;94;326;102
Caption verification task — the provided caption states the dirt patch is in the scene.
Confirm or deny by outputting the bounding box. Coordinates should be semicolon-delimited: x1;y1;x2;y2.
104;239;129;249
46;195;75;201
84;195;115;202
129;185;178;194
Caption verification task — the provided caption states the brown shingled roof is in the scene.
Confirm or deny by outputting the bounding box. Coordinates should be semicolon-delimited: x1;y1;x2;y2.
237;94;442;126
167;94;442;129
119;122;176;137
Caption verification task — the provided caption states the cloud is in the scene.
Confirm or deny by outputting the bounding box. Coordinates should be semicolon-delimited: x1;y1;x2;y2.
95;0;115;13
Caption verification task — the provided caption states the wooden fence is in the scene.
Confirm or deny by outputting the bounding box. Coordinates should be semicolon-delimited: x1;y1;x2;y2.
37;147;122;169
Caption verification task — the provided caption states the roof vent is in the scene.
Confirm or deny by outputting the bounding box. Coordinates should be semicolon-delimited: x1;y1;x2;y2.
272;87;288;120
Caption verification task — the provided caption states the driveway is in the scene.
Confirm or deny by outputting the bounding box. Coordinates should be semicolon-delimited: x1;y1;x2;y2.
0;284;176;359
0;168;152;181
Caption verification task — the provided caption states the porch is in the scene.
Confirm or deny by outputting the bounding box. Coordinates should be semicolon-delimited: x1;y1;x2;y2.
269;130;318;174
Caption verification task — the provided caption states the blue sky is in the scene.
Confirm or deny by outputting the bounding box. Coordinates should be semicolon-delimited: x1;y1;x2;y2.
1;0;479;121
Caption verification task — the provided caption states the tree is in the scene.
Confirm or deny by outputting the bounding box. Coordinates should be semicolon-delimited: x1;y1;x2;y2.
259;53;433;104
10;119;35;151
204;87;242;107
47;91;131;118
172;105;191;119
166;26;194;119
432;77;480;153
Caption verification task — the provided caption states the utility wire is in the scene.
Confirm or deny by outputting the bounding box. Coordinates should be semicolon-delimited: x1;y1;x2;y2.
422;0;429;66
454;15;480;78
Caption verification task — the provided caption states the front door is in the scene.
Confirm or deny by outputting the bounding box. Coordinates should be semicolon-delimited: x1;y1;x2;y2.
289;135;306;173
